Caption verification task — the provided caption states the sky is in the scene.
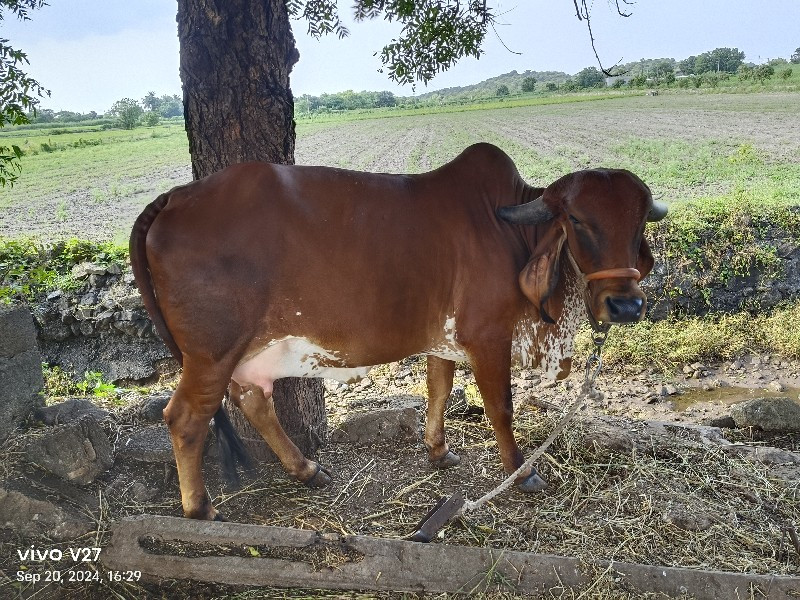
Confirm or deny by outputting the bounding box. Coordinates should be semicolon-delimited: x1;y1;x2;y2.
1;1;797;114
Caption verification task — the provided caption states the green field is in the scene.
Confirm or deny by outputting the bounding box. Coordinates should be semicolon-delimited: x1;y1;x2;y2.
1;91;798;243
2;90;800;366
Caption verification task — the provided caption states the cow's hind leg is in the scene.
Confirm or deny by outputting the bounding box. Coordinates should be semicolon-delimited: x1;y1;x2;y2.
425;356;460;468
229;381;331;487
163;360;230;520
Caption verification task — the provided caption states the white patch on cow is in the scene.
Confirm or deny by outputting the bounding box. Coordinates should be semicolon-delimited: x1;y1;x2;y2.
232;336;373;390
426;315;468;362
513;271;586;380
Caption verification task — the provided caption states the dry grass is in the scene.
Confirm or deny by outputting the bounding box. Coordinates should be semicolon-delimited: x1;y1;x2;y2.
3;375;800;598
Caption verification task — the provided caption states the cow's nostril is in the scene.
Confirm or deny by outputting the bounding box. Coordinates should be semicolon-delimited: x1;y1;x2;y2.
605;297;643;323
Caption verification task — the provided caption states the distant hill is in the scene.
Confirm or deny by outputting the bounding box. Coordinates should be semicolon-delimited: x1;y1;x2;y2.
415;69;570;100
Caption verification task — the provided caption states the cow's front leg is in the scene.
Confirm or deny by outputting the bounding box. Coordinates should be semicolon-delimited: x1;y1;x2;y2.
229;381;331;487
470;344;547;493
425;355;460;468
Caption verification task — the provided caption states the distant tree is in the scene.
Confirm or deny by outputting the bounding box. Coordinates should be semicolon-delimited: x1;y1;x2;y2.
158;94;183;118
142;91;162;112
495;84;510;97
677;77;690;89
649;59;675;86
545;82;558;92
109;98;143;129
611;78;625;89
677;55;697;75
754;64;775;83
374;90;396;107
0;0;49;186
575;66;604;88
792;48;800;64
692;76;702;88
521;76;536;92
695;47;745;74
780;67;792;80
768;58;788;66
630;73;647;88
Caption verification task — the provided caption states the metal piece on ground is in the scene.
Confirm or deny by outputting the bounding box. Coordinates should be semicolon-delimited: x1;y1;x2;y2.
407;492;465;543
103;515;800;598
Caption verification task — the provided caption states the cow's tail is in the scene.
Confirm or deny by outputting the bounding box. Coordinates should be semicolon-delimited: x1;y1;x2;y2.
129;193;251;488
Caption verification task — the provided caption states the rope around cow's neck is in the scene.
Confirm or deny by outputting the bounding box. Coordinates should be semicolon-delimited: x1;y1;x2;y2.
458;324;608;515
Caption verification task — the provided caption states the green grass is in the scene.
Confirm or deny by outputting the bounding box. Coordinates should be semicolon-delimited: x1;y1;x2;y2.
575;302;800;371
0;237;127;303
0;122;190;208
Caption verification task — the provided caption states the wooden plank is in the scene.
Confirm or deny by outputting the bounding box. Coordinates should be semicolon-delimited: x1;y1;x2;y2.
103;515;800;597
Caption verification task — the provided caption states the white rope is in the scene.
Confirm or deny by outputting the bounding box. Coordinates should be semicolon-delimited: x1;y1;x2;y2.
459;243;606;515
459;385;592;514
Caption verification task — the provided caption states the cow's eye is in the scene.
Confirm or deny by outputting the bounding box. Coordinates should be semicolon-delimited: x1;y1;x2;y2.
568;214;581;225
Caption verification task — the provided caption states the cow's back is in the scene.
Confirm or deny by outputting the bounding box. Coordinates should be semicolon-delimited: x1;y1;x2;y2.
143;157;523;366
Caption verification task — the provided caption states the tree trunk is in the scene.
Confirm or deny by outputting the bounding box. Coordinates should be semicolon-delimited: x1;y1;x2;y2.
176;0;325;460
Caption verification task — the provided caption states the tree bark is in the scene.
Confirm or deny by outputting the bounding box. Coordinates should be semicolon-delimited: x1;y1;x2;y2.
176;0;325;460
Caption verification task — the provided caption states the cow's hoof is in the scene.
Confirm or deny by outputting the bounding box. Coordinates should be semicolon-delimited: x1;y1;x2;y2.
304;464;332;488
213;513;227;522
430;450;461;469
516;470;548;493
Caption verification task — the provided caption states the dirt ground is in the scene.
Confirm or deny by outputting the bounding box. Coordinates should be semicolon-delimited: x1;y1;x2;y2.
2;355;800;599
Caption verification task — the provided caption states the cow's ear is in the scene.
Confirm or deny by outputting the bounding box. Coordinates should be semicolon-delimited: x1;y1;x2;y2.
518;225;567;324
637;237;655;279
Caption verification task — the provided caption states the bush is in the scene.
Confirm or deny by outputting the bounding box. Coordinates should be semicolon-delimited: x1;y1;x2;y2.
754;64;775;83
781;67;793;80
143;111;160;126
545;82;557;92
495;84;510;97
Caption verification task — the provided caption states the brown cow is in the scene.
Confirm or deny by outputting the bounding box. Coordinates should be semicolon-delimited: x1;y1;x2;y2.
130;143;666;520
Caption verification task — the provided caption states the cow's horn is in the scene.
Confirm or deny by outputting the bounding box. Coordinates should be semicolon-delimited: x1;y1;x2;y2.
497;196;554;225
647;200;668;222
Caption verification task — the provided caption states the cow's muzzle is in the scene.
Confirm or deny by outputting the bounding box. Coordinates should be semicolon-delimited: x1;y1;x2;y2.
605;296;644;323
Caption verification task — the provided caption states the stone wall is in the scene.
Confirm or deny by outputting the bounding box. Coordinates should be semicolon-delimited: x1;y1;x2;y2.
24;218;800;384
31;263;173;384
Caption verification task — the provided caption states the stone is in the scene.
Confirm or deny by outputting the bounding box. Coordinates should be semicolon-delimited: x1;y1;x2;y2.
25;416;114;484
664;384;679;395
331;408;420;445
385;394;425;411
730;397;800;433
662;505;713;531
138;393;171;423
35;398;110;426
0;487;94;541
704;415;737;429
71;262;106;279
118;425;175;463
129;480;159;503
40;332;172;383
766;380;786;393
0;304;45;442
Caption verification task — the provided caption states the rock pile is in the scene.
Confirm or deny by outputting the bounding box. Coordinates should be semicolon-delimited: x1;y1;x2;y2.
31;262;173;382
